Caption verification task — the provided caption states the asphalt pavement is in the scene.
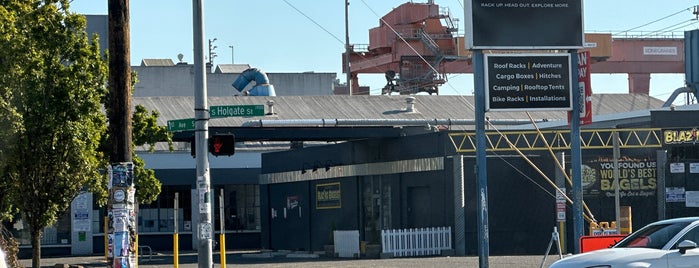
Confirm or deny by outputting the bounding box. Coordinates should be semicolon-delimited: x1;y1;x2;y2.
18;250;565;268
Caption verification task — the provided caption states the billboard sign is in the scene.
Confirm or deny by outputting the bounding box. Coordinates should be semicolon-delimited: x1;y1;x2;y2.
465;0;584;49
485;54;572;111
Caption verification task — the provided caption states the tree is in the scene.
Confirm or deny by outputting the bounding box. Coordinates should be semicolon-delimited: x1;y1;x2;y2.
130;105;170;204
0;1;108;267
0;2;170;266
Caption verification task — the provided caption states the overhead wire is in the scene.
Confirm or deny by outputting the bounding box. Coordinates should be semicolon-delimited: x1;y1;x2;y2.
485;119;597;224
358;0;469;97
614;6;694;36
280;0;345;45
282;0;471;96
641;19;697;38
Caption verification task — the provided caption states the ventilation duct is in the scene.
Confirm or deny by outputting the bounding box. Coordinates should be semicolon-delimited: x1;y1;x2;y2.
231;68;276;96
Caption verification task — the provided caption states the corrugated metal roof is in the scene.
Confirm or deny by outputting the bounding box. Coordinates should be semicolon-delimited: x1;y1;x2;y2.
140;59;174;66
215;64;252;73
133;94;665;129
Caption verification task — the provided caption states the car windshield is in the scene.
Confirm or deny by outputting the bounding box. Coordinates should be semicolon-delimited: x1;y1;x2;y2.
615;221;691;249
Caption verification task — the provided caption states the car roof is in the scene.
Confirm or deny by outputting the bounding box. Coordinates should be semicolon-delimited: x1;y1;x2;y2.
650;217;699;225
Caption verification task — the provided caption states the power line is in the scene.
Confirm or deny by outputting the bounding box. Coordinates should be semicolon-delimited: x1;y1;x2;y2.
281;0;345;45
357;0;468;96
642;19;698;37
614;6;695;35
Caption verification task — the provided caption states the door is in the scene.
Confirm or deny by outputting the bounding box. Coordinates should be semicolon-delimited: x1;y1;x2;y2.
407;186;431;228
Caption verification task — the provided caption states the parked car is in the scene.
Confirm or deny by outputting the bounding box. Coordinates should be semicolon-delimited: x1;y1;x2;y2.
550;217;699;268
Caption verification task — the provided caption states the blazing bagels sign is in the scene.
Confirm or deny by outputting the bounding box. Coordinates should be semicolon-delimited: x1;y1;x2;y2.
664;128;699;145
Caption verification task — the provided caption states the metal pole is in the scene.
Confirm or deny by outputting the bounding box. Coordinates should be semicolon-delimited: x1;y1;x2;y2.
228;45;234;64
174;192;179;268
473;49;489;267
219;189;226;268
613;132;621;234
569;50;583;253
453;155;466;256
344;0;352;95
192;0;213;267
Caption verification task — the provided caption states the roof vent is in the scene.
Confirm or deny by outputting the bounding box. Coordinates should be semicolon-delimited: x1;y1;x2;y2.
266;100;276;115
405;97;417;113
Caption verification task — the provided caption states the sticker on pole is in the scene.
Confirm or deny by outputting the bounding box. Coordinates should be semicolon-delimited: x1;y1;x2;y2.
200;223;212;240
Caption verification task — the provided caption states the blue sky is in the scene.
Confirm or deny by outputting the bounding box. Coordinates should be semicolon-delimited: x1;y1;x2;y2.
69;0;699;102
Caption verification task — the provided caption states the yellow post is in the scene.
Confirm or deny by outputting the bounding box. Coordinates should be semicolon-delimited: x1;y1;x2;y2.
558;221;566;253
135;234;139;266
174;233;179;268
219;233;226;268
104;216;108;260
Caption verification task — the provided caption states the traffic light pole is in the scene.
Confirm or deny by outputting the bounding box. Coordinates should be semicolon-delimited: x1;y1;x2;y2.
192;0;213;267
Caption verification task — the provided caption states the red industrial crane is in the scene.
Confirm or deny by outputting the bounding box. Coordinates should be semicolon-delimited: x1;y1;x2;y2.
344;1;684;95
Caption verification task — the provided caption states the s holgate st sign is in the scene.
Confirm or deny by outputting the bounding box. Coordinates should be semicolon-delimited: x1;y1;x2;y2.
167;104;265;132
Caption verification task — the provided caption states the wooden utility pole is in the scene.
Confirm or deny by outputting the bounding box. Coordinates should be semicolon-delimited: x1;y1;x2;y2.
108;0;132;161
108;1;136;268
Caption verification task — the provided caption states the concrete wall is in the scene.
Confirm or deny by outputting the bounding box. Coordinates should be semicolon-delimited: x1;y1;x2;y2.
132;65;336;97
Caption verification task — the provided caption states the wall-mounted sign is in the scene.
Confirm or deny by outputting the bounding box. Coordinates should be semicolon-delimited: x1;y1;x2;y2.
643;46;678;56
670;163;686;174
664;129;699;145
465;0;583;49
485;54;572;111
316;182;341;209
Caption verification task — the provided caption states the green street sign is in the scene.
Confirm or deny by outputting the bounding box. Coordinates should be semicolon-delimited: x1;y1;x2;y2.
167;118;195;132
210;105;265;118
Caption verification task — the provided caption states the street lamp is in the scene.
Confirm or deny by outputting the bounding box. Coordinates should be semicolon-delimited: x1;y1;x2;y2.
228;45;234;64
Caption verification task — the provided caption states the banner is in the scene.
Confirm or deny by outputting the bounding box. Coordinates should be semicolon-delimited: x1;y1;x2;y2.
579;156;656;197
568;50;592;125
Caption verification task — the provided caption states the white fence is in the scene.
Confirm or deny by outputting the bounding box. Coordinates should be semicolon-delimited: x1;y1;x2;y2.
334;230;360;258
381;227;452;257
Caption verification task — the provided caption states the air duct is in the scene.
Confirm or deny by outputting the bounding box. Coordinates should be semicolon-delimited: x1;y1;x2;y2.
232;68;276;96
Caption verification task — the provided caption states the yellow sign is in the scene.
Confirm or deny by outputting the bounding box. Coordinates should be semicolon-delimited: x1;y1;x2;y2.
664;129;699;144
316;182;341;209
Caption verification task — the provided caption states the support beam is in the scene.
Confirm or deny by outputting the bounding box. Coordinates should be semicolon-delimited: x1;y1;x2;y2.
628;73;651;94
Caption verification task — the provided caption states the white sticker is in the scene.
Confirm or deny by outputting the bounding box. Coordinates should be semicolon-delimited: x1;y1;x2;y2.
200;223;212;240
114;190;125;203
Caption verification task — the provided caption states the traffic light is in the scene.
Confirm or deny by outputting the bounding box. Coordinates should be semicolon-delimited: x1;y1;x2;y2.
209;134;235;156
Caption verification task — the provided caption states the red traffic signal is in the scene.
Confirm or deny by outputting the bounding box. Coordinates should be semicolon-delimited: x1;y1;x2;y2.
208;134;235;156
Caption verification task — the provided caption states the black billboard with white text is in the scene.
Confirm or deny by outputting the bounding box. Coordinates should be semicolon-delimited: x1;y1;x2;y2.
485;54;572;111
465;0;583;49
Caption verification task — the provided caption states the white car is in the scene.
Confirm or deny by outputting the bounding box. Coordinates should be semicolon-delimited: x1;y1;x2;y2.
550;217;699;268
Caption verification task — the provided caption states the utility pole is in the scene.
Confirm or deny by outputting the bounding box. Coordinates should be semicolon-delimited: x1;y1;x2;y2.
193;1;213;267
107;0;136;268
344;0;352;95
228;45;234;64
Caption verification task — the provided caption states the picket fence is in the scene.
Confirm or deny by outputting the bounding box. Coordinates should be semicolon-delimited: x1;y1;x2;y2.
381;227;452;257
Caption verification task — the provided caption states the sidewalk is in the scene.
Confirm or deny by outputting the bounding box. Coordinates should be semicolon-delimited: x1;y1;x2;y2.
19;250;565;268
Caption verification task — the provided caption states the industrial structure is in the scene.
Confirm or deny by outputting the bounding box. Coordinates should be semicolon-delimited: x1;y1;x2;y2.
345;1;688;96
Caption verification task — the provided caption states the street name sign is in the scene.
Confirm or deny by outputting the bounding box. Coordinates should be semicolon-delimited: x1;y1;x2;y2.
210;105;265;118
167;118;195;132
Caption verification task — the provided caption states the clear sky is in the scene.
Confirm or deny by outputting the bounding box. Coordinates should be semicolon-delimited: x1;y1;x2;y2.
69;0;699;103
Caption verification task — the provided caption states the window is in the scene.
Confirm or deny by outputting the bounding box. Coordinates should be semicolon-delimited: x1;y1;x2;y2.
214;184;260;231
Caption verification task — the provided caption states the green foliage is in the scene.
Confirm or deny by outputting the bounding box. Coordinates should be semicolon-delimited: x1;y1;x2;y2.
132;155;161;205
0;2;109;265
130;102;172;204
133;105;173;152
0;3;172;265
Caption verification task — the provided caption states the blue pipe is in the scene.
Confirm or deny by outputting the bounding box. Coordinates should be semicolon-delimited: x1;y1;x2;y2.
232;68;274;95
